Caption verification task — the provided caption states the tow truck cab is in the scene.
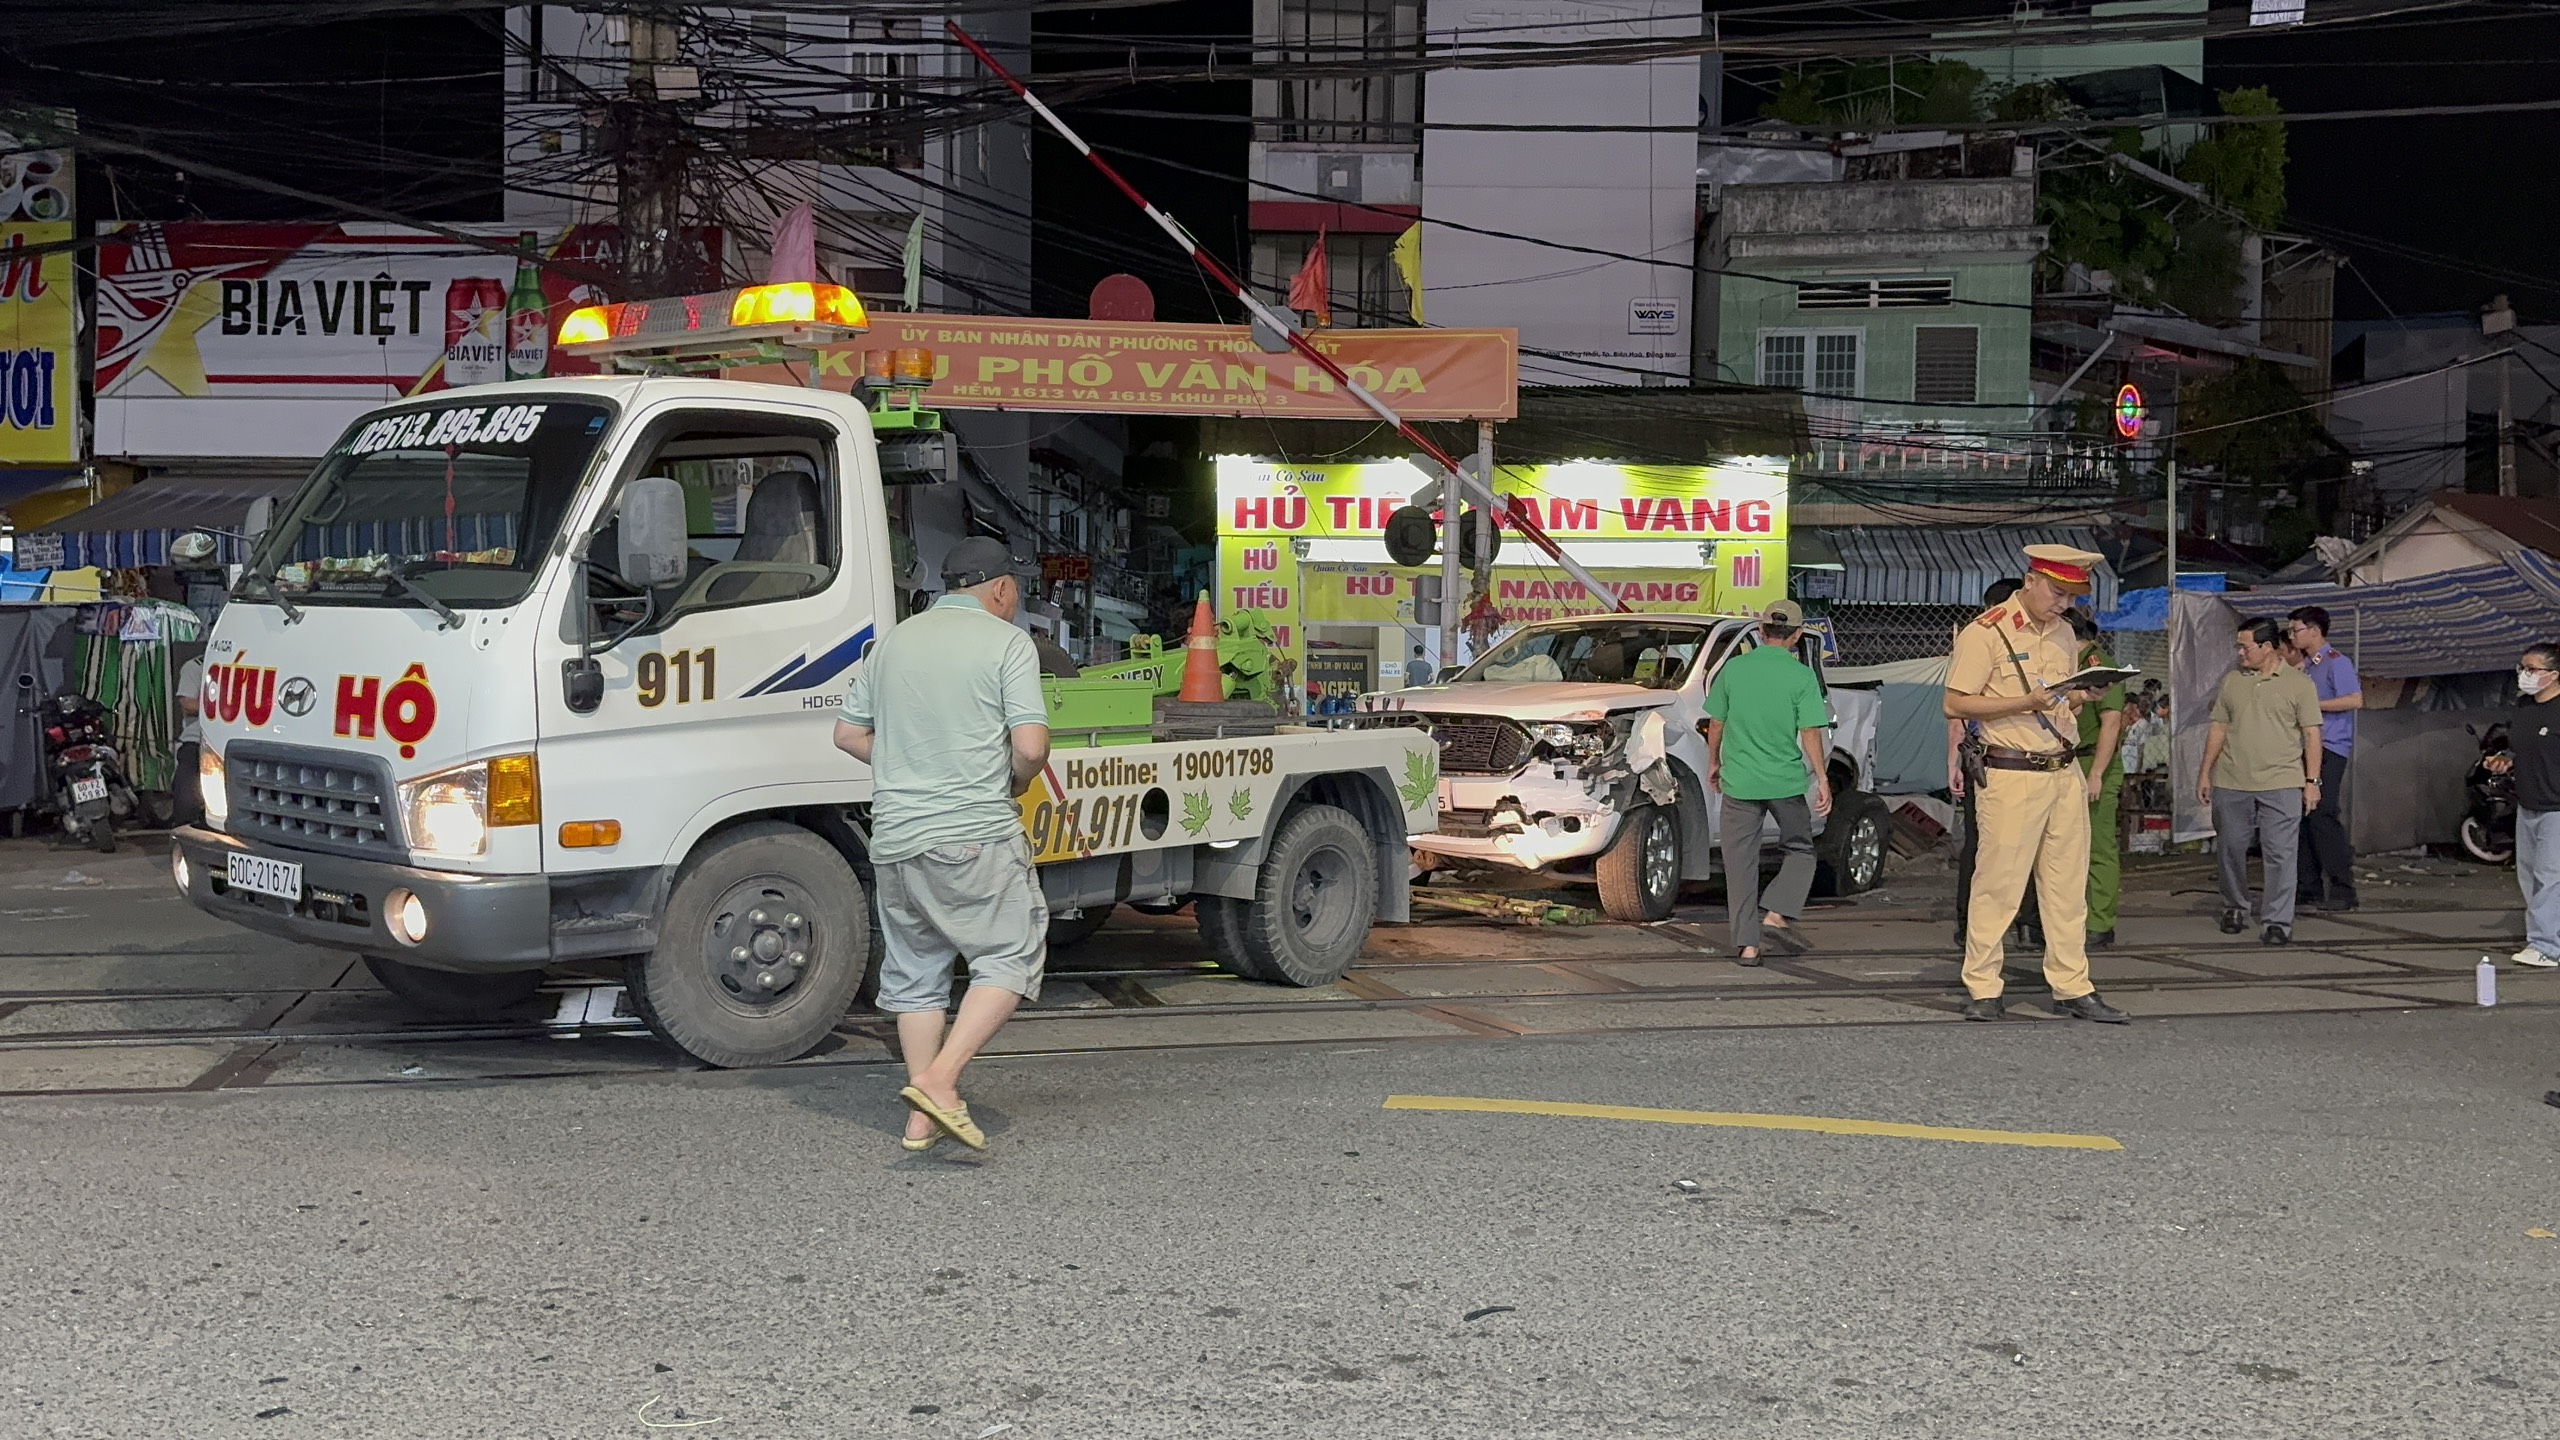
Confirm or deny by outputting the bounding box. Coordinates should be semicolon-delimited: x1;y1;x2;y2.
1363;613;1890;921
171;286;1437;1067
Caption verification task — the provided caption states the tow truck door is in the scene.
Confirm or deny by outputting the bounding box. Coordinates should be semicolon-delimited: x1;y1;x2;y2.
537;396;889;874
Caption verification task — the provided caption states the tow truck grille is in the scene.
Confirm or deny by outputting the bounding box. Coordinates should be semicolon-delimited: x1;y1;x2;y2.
1428;716;1530;776
226;742;400;858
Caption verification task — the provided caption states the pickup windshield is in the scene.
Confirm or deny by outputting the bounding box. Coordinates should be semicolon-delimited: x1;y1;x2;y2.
1463;621;1716;689
241;399;613;611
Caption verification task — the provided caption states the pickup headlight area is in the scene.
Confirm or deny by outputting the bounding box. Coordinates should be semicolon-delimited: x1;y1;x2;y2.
199;745;229;830
397;753;541;858
1532;721;1613;760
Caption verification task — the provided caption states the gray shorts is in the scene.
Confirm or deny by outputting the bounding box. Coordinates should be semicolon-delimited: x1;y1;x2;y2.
874;832;1049;1013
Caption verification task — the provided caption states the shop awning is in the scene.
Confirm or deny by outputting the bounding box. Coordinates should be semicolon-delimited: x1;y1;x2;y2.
1810;524;2121;611
2248;551;2560;678
1199;384;1806;464
25;463;305;568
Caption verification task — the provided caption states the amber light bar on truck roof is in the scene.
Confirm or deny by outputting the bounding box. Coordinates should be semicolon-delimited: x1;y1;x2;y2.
555;281;868;370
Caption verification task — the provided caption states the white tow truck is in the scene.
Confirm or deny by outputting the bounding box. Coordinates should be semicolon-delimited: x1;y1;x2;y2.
1362;613;1890;921
171;281;1438;1067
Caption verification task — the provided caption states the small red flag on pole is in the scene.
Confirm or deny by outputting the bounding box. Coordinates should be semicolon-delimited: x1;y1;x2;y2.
1287;228;1331;327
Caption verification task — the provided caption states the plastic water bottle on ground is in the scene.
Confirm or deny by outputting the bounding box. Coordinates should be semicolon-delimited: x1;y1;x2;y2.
2478;957;2499;1008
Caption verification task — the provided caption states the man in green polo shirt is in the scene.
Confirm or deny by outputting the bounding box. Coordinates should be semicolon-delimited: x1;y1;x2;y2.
1704;601;1833;964
835;537;1052;1152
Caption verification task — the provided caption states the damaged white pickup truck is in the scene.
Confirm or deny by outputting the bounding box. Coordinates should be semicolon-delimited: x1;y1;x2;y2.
1360;614;1890;921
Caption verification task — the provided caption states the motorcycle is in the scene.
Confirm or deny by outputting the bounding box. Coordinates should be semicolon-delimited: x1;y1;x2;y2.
40;691;139;853
2461;721;2516;865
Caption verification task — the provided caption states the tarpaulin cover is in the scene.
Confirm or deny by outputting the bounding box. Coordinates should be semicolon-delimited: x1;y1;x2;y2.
2094;573;2230;632
2246;551;2560;679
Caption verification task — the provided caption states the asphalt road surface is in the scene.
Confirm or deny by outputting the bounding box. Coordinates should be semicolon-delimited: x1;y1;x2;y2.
5;842;2557;1438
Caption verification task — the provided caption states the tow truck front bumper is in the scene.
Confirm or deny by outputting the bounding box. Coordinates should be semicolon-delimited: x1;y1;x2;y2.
1406;773;1624;871
173;826;553;972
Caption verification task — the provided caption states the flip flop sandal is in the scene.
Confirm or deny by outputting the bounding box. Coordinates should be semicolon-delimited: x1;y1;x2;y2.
1765;926;1812;955
900;1130;943;1153
900;1085;987;1150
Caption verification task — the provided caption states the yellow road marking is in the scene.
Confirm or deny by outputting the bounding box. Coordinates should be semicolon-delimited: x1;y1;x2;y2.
1383;1094;2123;1152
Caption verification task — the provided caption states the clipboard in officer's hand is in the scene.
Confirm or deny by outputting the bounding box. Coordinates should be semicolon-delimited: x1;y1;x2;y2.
2053;664;2140;692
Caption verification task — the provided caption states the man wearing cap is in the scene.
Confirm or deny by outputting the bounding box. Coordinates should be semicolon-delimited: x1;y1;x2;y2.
1942;544;2130;1023
834;536;1052;1152
1704;600;1831;964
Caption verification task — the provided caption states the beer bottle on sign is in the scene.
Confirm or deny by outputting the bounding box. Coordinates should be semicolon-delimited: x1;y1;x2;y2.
441;277;506;388
504;233;550;381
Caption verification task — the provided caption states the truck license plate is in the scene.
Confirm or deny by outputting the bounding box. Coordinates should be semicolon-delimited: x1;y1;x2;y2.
69;776;106;805
227;852;304;902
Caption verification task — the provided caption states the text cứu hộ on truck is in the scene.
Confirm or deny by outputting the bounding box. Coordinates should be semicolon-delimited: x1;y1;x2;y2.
168;281;1438;1067
1359;614;1889;922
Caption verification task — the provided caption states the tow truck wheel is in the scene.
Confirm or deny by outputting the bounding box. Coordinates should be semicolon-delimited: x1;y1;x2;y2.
1047;904;1116;950
637;822;867;1068
1195;895;1271;981
1237;803;1378;986
1595;803;1681;922
362;956;546;1019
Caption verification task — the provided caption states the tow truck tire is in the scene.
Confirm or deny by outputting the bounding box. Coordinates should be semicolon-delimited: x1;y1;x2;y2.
1815;791;1892;896
363;955;546;1019
1595;803;1681;922
1237;803;1378;986
1195;895;1270;981
637;822;867;1068
1047;903;1116;950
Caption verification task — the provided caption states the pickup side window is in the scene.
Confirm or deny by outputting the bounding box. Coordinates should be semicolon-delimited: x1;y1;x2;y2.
585;411;840;633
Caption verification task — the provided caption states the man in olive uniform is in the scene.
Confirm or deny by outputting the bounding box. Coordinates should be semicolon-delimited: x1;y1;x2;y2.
1943;544;2131;1023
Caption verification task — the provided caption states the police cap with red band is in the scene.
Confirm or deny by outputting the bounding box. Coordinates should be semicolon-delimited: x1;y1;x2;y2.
2021;543;2103;596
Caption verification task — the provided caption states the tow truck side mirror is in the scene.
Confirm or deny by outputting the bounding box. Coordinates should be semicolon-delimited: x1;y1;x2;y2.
617;476;689;589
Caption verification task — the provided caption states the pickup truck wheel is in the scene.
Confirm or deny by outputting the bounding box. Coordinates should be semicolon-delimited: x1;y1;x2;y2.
1195;895;1271;980
637;822;867;1068
1815;792;1892;896
363;956;546;1019
1048;904;1115;950
1238;803;1378;986
1595;803;1681;922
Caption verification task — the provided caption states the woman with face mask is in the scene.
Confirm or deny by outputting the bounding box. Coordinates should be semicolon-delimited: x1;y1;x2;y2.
2487;643;2560;968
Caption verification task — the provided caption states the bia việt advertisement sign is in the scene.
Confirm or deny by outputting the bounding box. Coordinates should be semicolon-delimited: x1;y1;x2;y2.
90;222;722;458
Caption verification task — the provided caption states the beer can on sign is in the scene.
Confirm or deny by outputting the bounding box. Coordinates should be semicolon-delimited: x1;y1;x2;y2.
442;278;506;389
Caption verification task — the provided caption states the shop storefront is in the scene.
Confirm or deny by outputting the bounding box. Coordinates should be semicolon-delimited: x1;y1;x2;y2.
1214;455;1790;703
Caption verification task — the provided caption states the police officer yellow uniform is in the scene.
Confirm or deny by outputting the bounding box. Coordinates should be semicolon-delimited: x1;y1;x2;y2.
1943;544;2130;1023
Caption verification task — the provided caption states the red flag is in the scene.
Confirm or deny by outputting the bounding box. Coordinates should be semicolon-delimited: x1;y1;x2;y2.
1287;229;1331;326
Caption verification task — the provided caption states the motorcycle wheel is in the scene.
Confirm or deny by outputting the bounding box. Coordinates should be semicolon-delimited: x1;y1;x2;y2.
2460;815;2515;865
84;815;116;854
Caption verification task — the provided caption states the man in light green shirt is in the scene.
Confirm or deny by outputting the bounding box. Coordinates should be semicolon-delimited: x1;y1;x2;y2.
1703;601;1833;964
836;537;1051;1151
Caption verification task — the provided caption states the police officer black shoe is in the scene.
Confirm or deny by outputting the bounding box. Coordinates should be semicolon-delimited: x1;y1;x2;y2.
2310;895;2358;913
2263;923;2291;945
2217;908;2247;934
2088;929;2116;948
1961;997;2006;1021
2053;992;2130;1024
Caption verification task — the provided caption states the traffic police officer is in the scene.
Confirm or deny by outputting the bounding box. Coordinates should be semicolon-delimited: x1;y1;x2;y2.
1943;544;2131;1023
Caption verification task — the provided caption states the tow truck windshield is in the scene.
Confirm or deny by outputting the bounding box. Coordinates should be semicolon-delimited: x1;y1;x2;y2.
240;399;614;612
1463;620;1720;689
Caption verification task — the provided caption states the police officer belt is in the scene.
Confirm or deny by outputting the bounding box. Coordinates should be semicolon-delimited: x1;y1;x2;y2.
1981;746;2075;772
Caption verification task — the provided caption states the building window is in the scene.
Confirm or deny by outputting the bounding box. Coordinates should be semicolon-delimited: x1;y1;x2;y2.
1251;232;1411;328
1795;277;1954;310
1759;329;1862;396
1913;326;1980;405
1268;0;1421;144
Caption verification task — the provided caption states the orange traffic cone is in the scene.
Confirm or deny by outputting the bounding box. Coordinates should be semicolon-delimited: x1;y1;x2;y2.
1177;589;1225;702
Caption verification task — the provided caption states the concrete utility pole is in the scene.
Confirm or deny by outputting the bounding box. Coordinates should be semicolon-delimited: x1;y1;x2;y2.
618;9;691;297
2485;293;2518;497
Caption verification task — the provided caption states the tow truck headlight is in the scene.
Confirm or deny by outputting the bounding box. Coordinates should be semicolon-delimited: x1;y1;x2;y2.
199;746;229;830
398;753;539;859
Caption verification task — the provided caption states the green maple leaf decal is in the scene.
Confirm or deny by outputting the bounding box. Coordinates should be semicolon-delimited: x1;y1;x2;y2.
1180;789;1214;835
1398;748;1439;812
1229;787;1254;820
